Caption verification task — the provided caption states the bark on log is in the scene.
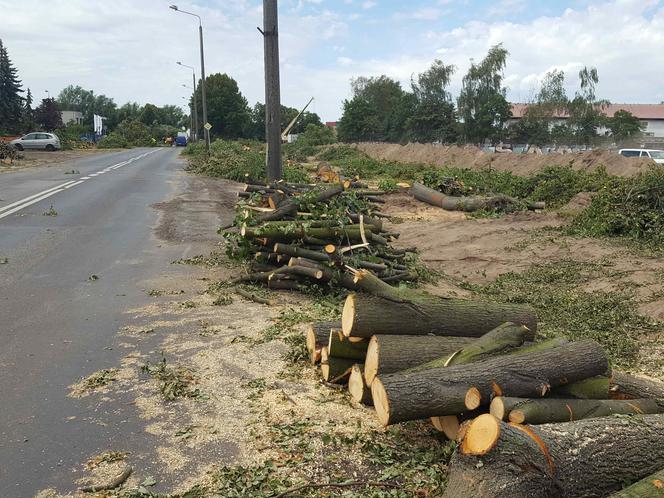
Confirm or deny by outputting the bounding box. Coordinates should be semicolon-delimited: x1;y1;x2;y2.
342;287;538;339
371;340;608;425
364;335;475;386
609;468;664;497
407;322;534;372
412;182;544;212
444;413;664;498
243;225;376;243
348;364;373;405
551;375;610;399
611;371;664;400
490;396;663;424
320;347;356;383
327;330;368;361
306;322;340;365
255;200;298;223
273;243;330;262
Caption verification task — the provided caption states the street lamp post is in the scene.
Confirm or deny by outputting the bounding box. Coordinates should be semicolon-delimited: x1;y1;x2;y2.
177;62;198;142
182;84;195;140
170;5;209;153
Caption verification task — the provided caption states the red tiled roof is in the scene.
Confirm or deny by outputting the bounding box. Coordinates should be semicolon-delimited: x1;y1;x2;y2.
325;121;338;127
511;103;664;120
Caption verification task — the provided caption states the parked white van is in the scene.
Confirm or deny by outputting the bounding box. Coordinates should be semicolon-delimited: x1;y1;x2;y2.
618;149;664;165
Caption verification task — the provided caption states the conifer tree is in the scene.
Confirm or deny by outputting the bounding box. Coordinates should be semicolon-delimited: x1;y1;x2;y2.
0;39;24;134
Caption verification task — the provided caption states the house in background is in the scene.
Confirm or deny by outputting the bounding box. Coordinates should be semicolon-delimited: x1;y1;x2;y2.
60;110;83;125
325;121;338;134
509;103;664;139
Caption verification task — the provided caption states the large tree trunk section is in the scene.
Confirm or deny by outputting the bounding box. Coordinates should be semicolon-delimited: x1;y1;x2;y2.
364;335;475;386
306;321;340;365
444;413;664;498
348;364;373;405
550;375;610;399
611;371;664;400
320;347;356;384
407;322;534;372
342;290;537;339
609;468;664;497
371;340;608;425
411;182;545;212
490;396;663;424
327;330;368;361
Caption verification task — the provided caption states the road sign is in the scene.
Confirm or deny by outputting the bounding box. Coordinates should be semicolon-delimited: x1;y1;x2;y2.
203;122;212;131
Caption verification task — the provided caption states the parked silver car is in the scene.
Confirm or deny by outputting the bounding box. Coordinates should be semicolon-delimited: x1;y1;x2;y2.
10;132;61;151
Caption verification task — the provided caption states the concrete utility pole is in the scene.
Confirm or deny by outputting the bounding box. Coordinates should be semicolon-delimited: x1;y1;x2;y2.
262;0;282;181
177;62;198;142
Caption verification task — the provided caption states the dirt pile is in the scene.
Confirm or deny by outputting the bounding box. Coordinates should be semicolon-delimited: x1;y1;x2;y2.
355;142;655;177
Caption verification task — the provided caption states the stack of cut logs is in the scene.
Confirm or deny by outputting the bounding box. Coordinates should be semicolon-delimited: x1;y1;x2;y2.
305;270;664;498
227;178;418;291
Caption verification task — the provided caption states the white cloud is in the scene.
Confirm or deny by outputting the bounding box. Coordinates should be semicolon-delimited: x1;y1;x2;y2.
1;0;663;122
361;1;377;9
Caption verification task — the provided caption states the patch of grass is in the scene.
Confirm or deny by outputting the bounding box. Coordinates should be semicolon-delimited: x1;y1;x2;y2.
82;369;118;390
212;293;233;306
180;421;453;498
42;205;58;216
568;166;664;251
172;251;227;267
180;300;197;309
462;260;661;366
140;354;205;401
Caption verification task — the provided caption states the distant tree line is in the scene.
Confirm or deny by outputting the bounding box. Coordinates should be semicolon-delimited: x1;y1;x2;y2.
337;44;644;146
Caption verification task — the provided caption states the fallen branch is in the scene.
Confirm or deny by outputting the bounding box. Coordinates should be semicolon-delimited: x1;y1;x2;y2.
79;465;132;493
235;288;275;305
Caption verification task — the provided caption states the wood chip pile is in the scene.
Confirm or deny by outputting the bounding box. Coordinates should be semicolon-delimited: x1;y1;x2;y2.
305;270;664;498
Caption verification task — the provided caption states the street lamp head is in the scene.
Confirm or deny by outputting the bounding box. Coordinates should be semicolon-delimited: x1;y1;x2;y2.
176;61;182;65
169;5;178;10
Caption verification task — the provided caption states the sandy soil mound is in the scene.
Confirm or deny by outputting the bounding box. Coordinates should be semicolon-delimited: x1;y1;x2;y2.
355;143;655;177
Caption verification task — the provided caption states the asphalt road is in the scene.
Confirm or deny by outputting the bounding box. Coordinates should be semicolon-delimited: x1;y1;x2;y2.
0;147;189;496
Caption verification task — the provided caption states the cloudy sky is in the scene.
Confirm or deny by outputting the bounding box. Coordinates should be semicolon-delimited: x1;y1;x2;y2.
1;0;663;121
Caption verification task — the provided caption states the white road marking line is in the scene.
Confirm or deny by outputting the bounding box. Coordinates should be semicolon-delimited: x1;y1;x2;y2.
0;149;161;220
0;189;65;220
64;181;85;189
0;181;77;213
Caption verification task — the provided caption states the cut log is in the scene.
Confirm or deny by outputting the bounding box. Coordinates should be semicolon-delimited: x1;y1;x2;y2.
444;413;664;498
430;412;482;441
611;371;664;400
371;340;608;425
551;375;610;399
407;322;534;372
411;182;544;212
320;347;355;384
306;321;340;365
609;468;664;497
364;335;475;386
490;396;663;424
342;276;537;338
327;330;368;361
273;243;330;262
348;364;373;405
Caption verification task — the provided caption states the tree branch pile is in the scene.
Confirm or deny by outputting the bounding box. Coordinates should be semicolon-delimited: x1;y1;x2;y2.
223;178;420;292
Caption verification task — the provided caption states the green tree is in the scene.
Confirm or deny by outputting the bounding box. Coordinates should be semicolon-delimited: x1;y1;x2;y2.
34;98;63;131
606;110;644;142
159;105;185;128
407;60;458;143
56;85;117;131
338;75;411;142
138;103;161;125
568;67;607;145
337;97;381;142
457;44;511;144
0;39;24;134
192;73;251;139
249;102;322;141
515;70;568;145
21;88;35;132
114;102;142;124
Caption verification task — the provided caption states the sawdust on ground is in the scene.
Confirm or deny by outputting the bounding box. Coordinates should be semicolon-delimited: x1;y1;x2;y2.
0;148;124;173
